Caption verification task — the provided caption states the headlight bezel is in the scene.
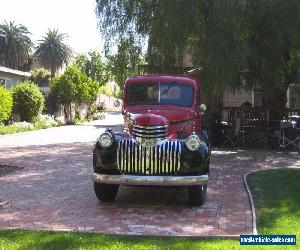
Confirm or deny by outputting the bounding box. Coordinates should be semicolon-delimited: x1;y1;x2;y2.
98;132;114;148
185;134;201;151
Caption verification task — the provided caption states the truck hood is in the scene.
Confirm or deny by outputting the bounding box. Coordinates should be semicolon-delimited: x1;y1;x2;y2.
126;106;196;126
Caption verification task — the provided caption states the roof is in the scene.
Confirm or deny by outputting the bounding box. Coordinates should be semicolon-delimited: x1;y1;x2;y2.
0;66;31;77
126;74;200;88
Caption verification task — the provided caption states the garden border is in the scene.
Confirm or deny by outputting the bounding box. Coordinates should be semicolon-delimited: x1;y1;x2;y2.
243;171;258;235
243;166;300;236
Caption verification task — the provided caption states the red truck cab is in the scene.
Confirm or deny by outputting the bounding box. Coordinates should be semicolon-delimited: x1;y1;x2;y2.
92;75;210;206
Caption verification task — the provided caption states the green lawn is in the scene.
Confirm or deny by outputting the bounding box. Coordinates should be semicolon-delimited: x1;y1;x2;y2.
0;168;299;250
247;168;300;237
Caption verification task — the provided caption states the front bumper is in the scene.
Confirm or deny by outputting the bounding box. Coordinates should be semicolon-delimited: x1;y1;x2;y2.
92;173;209;186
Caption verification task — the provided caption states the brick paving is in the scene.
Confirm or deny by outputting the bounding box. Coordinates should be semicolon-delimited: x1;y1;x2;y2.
0;113;299;236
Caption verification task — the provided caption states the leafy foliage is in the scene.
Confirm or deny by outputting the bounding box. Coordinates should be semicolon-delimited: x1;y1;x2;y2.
0;86;13;123
107;37;143;95
12;81;45;122
34;29;72;77
242;0;300;107
99;85;113;96
51;66;99;121
32;114;58;129
29;68;51;87
0;121;34;135
74;51;109;86
52;65;99;105
0;20;32;70
96;0;300;105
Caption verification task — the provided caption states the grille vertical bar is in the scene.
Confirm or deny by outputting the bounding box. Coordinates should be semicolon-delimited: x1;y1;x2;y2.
117;140;181;175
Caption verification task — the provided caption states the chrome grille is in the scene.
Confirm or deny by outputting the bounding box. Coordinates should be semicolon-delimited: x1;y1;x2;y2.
117;140;181;175
133;125;167;139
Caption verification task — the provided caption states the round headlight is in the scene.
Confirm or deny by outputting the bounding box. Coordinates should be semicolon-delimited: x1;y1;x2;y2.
186;134;201;151
99;133;113;148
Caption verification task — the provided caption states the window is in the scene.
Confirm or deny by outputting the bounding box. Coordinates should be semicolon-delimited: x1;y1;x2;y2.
0;79;5;87
253;90;262;106
290;85;300;108
5;79;12;88
127;82;194;106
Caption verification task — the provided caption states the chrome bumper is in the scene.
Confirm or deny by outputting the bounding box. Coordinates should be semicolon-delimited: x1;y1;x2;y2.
92;173;209;186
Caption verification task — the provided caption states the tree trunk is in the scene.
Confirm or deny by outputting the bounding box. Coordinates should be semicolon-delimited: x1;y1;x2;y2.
51;66;56;78
63;103;73;124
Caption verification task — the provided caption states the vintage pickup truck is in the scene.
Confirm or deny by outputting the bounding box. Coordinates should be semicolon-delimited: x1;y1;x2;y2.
92;75;210;206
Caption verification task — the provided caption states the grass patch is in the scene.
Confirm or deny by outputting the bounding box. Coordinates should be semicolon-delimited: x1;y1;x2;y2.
0;230;240;250
247;168;300;237
1;168;299;249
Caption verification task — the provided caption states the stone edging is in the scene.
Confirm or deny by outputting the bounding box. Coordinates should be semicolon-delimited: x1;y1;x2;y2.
243;171;258;235
243;166;300;236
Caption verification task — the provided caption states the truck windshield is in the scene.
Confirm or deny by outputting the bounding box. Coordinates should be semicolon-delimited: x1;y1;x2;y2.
127;82;194;106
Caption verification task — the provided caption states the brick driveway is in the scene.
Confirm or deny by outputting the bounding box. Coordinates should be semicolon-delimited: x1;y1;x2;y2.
1;113;299;236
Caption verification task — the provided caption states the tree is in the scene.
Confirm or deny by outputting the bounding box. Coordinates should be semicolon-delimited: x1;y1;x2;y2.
34;29;72;77
0;20;32;70
75;51;109;86
12;81;45;122
0;86;13;123
29;68;51;87
243;0;300;108
96;0;247;95
107;37;143;95
51;65;99;122
96;0;300;108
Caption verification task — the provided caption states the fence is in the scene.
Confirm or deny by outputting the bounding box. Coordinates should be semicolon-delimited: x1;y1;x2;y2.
219;107;300;149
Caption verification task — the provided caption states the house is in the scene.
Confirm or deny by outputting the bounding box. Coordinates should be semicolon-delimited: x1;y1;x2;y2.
223;86;300;109
0;66;31;88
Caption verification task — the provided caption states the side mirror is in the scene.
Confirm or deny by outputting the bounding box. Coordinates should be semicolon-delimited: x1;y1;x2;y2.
199;104;207;115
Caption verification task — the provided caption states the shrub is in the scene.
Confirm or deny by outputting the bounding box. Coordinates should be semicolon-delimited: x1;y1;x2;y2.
99;85;113;96
73;110;83;124
32;114;58;129
0;86;13;123
54;116;65;126
96;102;106;111
0;122;34;135
87;104;106;121
92;111;106;120
12;81;45;122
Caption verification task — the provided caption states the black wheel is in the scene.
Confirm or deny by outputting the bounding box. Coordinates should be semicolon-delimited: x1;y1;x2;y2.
188;184;207;206
94;182;119;202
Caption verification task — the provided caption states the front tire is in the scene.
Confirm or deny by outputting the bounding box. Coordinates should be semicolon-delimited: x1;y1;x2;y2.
188;184;207;206
94;182;119;202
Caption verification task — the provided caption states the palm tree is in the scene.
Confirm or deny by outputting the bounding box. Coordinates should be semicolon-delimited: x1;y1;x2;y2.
0;20;32;70
34;29;72;77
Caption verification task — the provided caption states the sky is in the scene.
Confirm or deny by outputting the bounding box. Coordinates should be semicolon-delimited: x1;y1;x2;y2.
1;0;103;54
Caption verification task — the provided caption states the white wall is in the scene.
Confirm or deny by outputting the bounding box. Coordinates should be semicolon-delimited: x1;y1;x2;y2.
223;89;252;107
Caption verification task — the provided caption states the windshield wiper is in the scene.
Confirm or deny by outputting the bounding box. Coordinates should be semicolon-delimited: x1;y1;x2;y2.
161;85;172;95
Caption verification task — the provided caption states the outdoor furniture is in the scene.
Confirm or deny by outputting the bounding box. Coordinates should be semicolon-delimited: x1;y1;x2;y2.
279;116;300;151
221;107;300;149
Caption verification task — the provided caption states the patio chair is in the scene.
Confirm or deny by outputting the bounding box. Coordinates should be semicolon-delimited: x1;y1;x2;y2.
279;119;300;152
